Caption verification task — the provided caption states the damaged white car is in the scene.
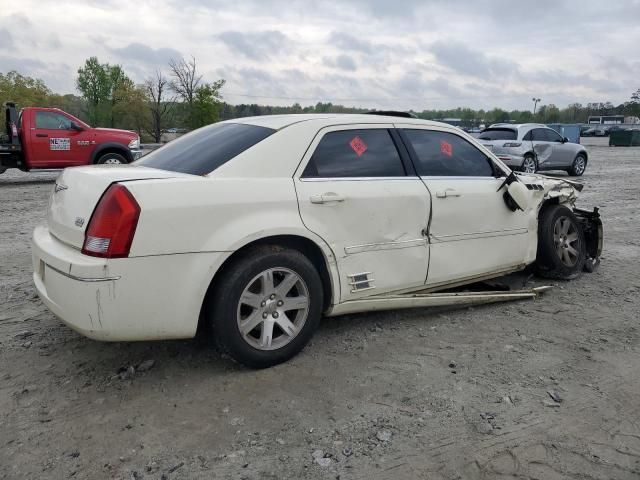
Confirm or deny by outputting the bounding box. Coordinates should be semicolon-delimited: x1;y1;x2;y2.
32;114;602;368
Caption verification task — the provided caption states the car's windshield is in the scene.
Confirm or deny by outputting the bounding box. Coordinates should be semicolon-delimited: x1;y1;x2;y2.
135;122;276;175
478;128;518;141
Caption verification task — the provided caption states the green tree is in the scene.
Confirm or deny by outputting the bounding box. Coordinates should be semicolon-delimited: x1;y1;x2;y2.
76;57;111;125
191;83;223;127
545;104;560;123
0;71;52;107
113;84;149;136
76;57;135;127
169;57;225;129
108;65;135;128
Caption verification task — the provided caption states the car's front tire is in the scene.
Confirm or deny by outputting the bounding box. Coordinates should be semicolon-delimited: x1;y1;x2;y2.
535;205;586;280
567;154;587;176
96;152;127;164
208;246;323;368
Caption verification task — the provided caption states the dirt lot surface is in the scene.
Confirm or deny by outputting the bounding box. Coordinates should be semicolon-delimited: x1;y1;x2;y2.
1;137;639;479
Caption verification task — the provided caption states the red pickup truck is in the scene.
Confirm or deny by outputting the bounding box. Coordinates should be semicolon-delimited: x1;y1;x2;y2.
1;102;142;174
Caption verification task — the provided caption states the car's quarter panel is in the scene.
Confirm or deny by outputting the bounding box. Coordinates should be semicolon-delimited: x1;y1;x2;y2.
126;174;342;308
32;225;224;340
294;124;431;302
125;177;322;256
212;120;320;178
46;165;184;249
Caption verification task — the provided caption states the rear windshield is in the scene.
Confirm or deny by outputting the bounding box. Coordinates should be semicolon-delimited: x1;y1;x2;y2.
135;123;275;175
478;128;517;141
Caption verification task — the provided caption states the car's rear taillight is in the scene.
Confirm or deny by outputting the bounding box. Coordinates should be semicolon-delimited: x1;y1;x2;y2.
82;184;140;258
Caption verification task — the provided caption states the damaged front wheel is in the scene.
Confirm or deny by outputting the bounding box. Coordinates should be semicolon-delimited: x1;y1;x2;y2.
536;205;586;280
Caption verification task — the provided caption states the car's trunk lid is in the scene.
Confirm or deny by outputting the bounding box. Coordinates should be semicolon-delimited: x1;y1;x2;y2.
47;165;186;248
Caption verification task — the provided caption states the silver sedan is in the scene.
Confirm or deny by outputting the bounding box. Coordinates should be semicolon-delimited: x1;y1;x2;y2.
479;124;589;176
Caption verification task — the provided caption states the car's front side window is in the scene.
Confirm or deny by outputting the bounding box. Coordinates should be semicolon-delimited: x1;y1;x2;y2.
545;129;563;142
403;129;495;177
302;129;406;178
35;112;71;130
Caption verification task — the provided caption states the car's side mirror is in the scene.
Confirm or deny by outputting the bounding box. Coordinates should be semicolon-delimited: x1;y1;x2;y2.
504;181;532;212
562;137;569;143
70;122;84;131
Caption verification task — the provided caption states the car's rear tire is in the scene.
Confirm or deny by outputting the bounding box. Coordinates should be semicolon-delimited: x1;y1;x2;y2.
208;246;323;368
567;154;586;176
96;152;127;164
535;205;586;280
521;154;537;173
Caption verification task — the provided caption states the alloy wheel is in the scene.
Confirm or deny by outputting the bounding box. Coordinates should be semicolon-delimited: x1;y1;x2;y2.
523;157;536;173
573;156;585;175
236;267;310;351
553;216;580;267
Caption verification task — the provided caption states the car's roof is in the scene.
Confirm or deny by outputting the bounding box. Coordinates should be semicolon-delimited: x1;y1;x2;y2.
224;113;448;130
486;123;547;131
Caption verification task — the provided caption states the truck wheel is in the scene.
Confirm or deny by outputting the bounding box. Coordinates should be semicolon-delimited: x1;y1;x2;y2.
97;152;127;164
567;154;587;176
535;205;586;280
208;246;323;368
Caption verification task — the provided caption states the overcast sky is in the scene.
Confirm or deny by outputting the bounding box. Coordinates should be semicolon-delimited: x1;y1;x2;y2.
1;0;639;111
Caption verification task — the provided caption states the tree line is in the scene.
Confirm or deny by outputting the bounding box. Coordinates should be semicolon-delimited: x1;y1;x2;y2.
220;97;640;127
2;64;639;142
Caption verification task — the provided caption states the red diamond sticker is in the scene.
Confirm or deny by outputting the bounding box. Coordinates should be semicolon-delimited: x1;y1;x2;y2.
440;140;453;157
349;136;368;157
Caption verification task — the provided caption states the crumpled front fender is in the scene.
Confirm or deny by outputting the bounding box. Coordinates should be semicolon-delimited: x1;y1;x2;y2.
574;207;603;272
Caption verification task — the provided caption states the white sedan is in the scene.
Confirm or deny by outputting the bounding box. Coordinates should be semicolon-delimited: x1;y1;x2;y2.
32;114;602;367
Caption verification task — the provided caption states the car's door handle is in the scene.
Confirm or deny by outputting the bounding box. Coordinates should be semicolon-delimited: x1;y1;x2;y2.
435;189;461;198
310;193;345;204
36;133;48;137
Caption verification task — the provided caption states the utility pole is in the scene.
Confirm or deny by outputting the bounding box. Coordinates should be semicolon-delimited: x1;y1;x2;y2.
532;98;541;116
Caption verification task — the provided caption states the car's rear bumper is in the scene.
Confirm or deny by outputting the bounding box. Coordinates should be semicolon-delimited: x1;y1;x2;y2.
495;154;525;168
32;225;226;341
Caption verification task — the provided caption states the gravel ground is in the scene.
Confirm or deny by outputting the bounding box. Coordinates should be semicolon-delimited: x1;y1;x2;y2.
1;137;639;479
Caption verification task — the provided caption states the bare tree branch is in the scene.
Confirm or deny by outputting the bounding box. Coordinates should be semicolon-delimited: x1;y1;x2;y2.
169;56;202;106
145;70;175;143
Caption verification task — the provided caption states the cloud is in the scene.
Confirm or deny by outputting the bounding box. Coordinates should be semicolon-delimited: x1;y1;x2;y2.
0;28;14;50
328;32;374;54
323;54;357;71
217;31;289;60
110;43;183;66
0;55;46;72
429;41;520;79
3;0;640;108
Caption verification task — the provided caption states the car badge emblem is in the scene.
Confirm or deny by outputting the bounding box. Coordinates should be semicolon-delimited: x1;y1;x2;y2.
75;217;85;227
54;183;68;193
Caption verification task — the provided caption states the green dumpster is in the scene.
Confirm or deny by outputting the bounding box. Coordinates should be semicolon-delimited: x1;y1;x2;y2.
609;129;640;146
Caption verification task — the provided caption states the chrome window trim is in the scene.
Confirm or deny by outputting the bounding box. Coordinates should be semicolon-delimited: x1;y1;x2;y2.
299;176;420;182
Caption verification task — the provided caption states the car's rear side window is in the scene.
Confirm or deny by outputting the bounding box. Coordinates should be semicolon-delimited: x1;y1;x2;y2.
302;129;405;178
403;129;495;177
478;128;517;141
135;123;275;175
